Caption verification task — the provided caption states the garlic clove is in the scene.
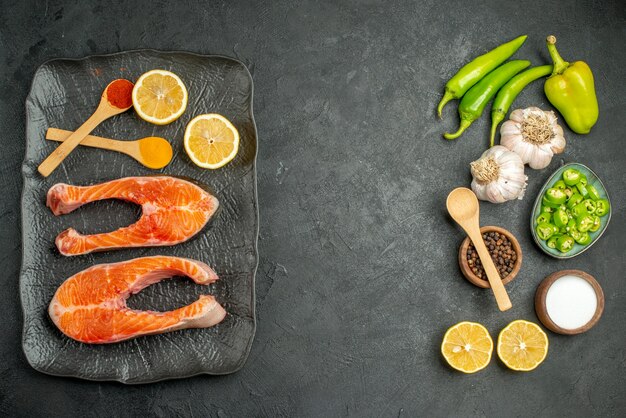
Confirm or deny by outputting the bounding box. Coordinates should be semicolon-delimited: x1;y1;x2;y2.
486;181;506;203
551;133;566;154
509;109;526;123
528;145;553;170
500;120;521;137
545;110;558;125
506;136;534;164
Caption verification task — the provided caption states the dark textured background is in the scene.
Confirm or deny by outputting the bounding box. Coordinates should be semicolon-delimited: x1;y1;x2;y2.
1;0;625;416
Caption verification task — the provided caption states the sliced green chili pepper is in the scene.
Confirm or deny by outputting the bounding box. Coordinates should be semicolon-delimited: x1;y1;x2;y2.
574;231;591;245
589;216;601;232
569;230;582;243
536;222;557;240
542;196;561;208
582;199;596;215
444;60;530;140
563;187;574;199
545;188;567;205
586;184;601;200
563;168;581;186
566;219;577;231
556;235;575;253
595;199;610;217
536;212;552;225
546;235;561;249
579;173;588;186
553;208;569;228
437;35;527;118
544;36;599;134
576;215;594;232
572;202;589;219
553;180;567;190
576;183;588;197
489;64;552;146
541;205;555;214
567;193;584;209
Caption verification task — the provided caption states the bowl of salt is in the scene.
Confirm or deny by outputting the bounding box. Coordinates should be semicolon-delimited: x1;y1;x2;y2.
535;270;604;335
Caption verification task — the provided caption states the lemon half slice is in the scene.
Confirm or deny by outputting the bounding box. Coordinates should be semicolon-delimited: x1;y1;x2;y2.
497;320;549;371
132;69;188;125
184;113;240;169
441;321;493;373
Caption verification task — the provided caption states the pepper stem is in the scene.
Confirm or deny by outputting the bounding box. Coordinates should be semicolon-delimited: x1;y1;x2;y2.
444;119;471;140
546;36;570;76
437;90;455;119
489;114;504;147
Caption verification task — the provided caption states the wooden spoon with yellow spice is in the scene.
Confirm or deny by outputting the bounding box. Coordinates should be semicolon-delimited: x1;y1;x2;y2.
46;128;173;170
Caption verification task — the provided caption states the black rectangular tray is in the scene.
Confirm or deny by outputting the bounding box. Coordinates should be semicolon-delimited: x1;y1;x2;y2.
21;50;258;383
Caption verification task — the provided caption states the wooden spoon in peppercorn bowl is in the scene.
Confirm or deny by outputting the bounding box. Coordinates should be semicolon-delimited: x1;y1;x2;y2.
447;187;513;311
37;79;134;177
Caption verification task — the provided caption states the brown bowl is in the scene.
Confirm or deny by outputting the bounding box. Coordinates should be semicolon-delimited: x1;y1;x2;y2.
535;269;604;335
458;226;522;289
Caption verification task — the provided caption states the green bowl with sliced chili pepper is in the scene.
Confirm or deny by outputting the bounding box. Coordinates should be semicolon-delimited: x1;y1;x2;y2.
531;163;611;259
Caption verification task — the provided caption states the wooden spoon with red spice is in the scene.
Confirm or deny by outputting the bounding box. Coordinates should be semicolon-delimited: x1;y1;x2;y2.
37;79;134;177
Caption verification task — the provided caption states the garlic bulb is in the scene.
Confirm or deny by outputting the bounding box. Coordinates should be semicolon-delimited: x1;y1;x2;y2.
500;107;566;170
470;145;528;203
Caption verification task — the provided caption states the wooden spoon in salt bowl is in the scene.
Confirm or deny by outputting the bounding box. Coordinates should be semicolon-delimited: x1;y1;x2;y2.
37;79;134;177
447;187;512;311
46;128;173;170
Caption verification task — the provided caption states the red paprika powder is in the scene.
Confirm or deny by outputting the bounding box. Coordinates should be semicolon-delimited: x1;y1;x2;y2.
106;79;134;109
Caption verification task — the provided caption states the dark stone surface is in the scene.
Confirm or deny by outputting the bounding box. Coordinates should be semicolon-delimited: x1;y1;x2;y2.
1;0;624;416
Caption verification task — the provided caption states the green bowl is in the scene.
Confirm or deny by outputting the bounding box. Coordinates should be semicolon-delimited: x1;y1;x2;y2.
530;163;611;259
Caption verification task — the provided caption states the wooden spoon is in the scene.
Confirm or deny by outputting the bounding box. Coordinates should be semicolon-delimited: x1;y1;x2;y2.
446;187;512;311
46;128;173;170
37;79;134;177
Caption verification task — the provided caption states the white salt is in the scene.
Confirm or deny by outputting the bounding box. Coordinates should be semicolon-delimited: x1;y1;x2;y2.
545;275;598;330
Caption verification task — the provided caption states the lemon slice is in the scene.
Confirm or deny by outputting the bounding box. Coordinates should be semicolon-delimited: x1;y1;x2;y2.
497;320;549;371
441;321;493;373
184;114;240;169
132;70;188;125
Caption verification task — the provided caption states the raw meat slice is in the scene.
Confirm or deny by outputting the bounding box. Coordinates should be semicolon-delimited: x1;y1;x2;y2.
48;256;226;344
47;176;219;256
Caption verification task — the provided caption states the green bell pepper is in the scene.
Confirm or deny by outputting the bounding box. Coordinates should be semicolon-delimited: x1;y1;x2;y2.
544;36;599;134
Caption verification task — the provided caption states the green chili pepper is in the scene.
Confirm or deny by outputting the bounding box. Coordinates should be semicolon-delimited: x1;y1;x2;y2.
536;212;552;225
566;193;584;209
545;188;567;205
569;228;582;242
542;196;561;209
575;183;588;197
541;205;555;214
565;219;576;234
544;36;599;134
578;174;587;186
546;235;561;249
586;184;601;200
437;35;527;118
563;187;574;199
572;202;589;219
582;199;596;215
489;65;552;146
589;216;601;232
574;231;591;245
553;180;567;190
553;208;568;228
444;60;530;140
595;199;610;217
562;168;581;186
536;222;557;240
576;215;594;232
556;235;575;253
